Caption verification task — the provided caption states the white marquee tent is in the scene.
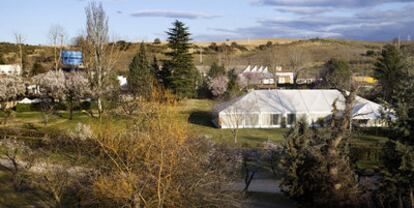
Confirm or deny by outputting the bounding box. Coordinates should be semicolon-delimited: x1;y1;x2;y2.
213;89;390;129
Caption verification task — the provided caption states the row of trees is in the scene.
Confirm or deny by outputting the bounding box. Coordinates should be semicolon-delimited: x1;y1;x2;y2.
373;44;414;208
127;20;200;100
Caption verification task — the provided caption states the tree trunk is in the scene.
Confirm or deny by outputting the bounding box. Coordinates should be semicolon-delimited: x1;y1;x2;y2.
327;89;357;197
398;193;403;208
97;98;103;118
410;186;414;208
243;158;256;192
293;73;299;88
69;99;73;120
232;129;238;143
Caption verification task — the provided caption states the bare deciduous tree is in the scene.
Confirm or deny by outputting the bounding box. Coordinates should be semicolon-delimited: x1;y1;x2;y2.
82;1;121;118
14;32;27;76
0;139;35;191
287;46;310;86
216;99;258;143
80;95;241;207
33;163;72;208
266;46;282;88
48;24;66;71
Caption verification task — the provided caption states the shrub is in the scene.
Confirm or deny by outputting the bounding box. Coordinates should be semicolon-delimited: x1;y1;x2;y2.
153;38;161;44
15;103;41;112
79;101;92;111
366;50;376;56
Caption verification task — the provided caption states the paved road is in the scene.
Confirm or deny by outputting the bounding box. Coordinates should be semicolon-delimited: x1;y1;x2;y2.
232;177;297;208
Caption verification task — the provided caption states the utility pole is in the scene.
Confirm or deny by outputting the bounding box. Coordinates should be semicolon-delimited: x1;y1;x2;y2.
199;47;203;64
398;34;401;48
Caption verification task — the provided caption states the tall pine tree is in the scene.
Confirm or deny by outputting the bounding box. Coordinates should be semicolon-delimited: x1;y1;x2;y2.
374;44;407;102
207;62;226;79
151;56;161;85
128;42;152;99
162;20;199;98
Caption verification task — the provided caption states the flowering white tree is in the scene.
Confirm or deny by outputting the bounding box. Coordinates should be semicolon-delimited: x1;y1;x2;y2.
0;75;26;104
33;71;66;125
243;72;263;87
34;71;92;120
65;73;91;119
33;70;66;100
208;75;229;97
236;74;248;90
0;75;26;124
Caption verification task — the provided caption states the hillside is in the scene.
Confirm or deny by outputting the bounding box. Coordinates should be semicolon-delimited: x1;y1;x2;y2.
193;38;298;48
0;38;389;79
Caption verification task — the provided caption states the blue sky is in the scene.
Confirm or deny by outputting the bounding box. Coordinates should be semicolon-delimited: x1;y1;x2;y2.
0;0;413;44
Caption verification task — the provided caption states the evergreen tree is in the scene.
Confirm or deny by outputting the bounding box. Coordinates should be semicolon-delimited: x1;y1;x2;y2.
31;60;47;76
162;20;199;98
374;44;407;102
375;76;414;207
0;54;5;64
319;58;352;90
127;42;152;99
207;62;225;79
225;69;240;98
281;118;361;207
150;56;161;84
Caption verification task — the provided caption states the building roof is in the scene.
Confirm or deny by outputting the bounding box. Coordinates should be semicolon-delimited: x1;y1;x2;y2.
214;90;386;120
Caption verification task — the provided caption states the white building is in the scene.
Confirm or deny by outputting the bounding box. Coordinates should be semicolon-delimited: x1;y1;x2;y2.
240;65;294;85
275;71;294;84
0;64;22;76
117;75;127;87
18;98;41;104
213;89;389;129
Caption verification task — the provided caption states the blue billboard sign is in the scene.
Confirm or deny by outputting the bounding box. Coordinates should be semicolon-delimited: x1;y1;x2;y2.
61;51;83;66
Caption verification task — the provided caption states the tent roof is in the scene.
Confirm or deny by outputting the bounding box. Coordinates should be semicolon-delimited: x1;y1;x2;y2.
18;98;41;104
352;101;383;120
214;90;386;120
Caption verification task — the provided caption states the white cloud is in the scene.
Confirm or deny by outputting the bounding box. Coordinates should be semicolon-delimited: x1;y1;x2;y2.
254;0;414;8
130;9;220;19
274;6;333;14
209;5;414;41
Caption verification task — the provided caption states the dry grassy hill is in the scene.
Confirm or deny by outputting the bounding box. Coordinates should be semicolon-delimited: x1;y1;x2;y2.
193;38;298;48
0;38;388;78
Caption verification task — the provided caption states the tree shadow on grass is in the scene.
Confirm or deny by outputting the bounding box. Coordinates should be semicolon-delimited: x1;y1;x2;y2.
188;111;215;128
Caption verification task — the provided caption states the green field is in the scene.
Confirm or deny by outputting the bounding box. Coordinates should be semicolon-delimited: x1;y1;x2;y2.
2;99;388;148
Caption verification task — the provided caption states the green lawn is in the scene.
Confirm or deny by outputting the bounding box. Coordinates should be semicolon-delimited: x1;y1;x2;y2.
2;99;388;148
